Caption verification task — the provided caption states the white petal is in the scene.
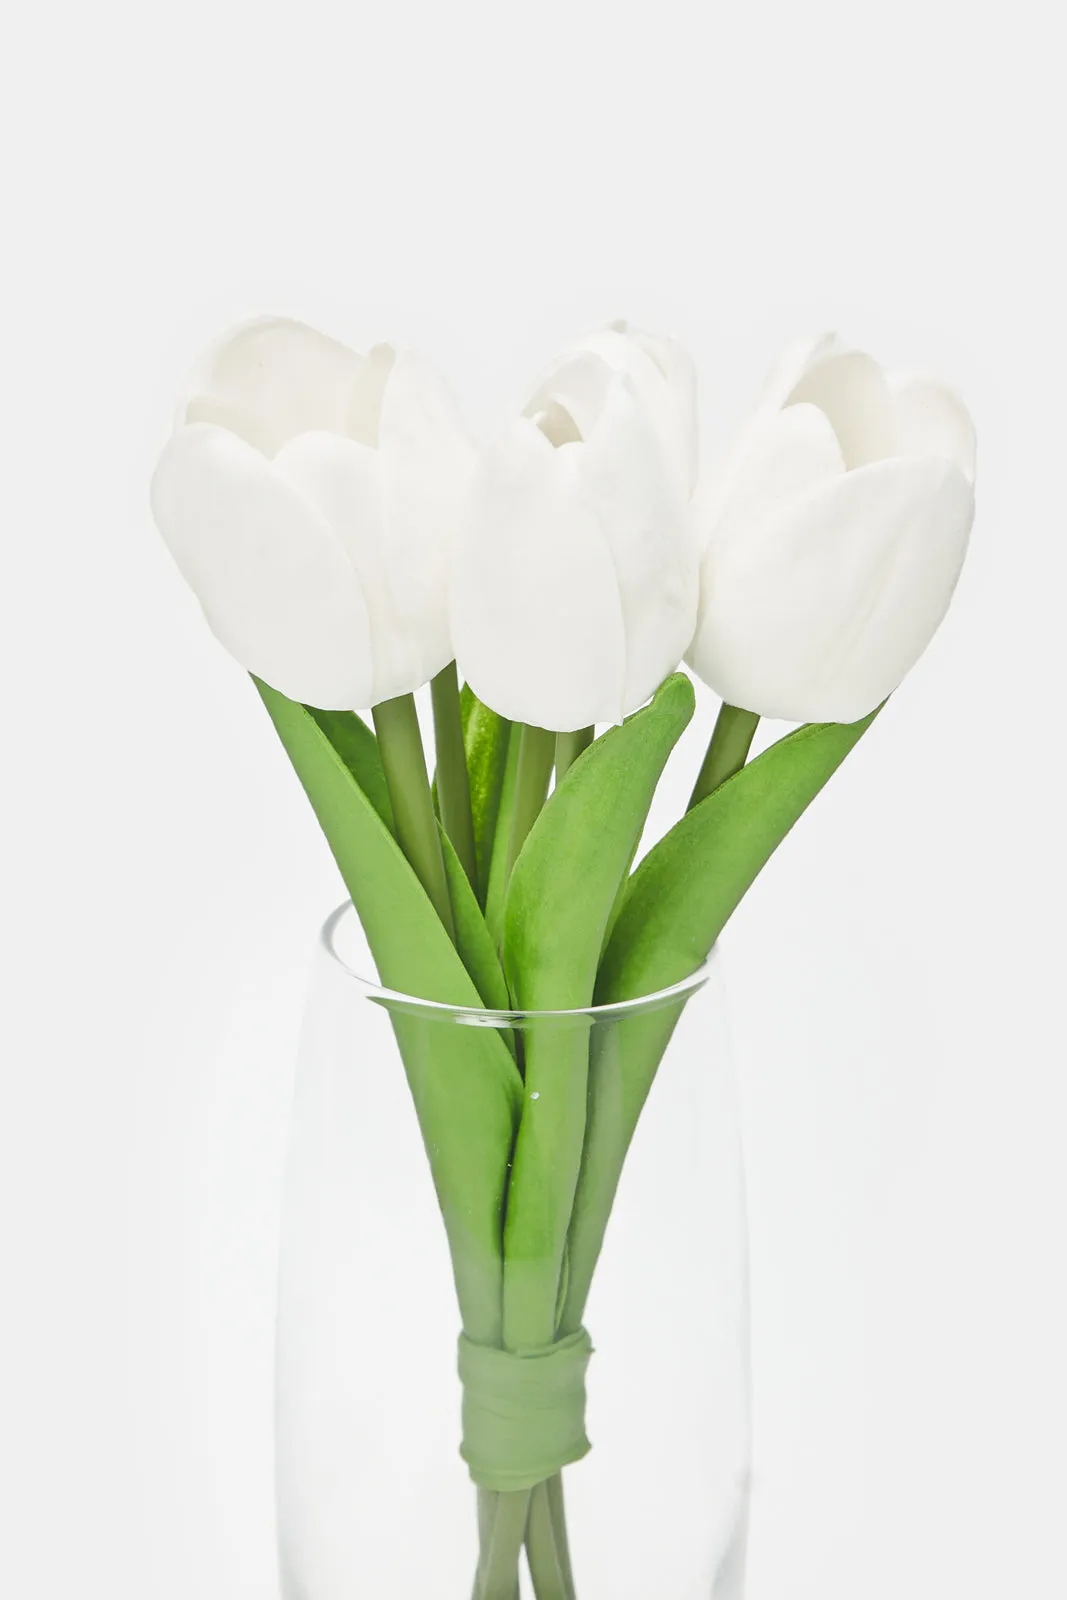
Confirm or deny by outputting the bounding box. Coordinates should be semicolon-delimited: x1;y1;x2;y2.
346;342;397;447
377;350;479;687
695;339;845;536
688;404;845;696
691;400;846;585
450;422;626;730
689;455;975;723
527;325;697;496
709;402;846;527
887;370;977;484
274;432;383;582
179;317;364;457
273;431;422;704
785;350;895;469
523;351;615;443
582;325;697;496
533;401;585;447
610;321;701;495
578;378;698;711
276;401;461;704
151;423;374;709
760;332;842;411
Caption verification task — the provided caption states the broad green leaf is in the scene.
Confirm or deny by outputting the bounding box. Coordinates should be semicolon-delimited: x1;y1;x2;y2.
439;821;513;1019
559;707;882;1333
599;838;638;960
597;707;882;1002
504;674;696;1011
499;674;695;1348
254;677;522;1346
462;685;514;909
304;705;393;830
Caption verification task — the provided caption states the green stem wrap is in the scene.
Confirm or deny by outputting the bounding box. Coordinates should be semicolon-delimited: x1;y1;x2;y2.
458;1328;594;1493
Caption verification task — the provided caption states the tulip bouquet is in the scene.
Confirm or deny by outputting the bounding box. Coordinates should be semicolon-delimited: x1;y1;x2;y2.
151;317;975;1599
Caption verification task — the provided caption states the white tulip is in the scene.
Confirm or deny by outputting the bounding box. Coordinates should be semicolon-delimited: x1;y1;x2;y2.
450;322;699;732
687;334;977;723
151;317;476;709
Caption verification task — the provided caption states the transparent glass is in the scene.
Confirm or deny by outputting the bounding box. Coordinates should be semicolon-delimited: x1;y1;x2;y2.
276;903;751;1599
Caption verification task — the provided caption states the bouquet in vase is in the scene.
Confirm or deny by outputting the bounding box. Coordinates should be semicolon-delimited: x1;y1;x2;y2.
150;316;975;1598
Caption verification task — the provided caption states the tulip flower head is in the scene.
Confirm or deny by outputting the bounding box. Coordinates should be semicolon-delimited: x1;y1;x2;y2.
449;322;700;733
687;334;977;723
151;317;476;709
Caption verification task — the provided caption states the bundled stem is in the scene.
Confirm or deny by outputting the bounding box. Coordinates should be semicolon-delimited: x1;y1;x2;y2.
372;693;455;939
431;661;479;893
258;675;881;1600
474;1477;575;1599
688;703;760;809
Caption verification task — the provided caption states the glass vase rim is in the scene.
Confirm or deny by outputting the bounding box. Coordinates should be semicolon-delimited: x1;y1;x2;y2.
320;900;719;1027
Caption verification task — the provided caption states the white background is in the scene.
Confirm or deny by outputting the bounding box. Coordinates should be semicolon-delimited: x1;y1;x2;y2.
2;1;1064;1595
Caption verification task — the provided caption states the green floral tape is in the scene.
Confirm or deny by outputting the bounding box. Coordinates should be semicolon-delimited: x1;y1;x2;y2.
457;1327;594;1491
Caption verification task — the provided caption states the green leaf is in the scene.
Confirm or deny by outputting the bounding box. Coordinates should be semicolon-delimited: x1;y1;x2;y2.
558;999;685;1335
558;707;882;1334
439;821;513;1020
461;685;514;906
254;677;522;1346
597;706;882;1002
303;705;394;830
499;674;695;1348
504;674;696;1011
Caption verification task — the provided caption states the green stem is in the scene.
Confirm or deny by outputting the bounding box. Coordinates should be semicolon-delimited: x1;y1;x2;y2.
473;1490;518;1600
474;1489;531;1600
431;661;479;895
372;693;454;939
554;726;594;783
688;703;760;810
546;1473;576;1597
525;1479;571;1599
484;726;521;952
506;724;556;879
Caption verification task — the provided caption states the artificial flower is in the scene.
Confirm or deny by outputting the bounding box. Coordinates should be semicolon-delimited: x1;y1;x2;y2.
687;333;976;722
450;322;699;732
151;317;475;709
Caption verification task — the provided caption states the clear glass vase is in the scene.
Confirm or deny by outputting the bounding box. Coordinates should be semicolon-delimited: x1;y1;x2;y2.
276;903;751;1600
